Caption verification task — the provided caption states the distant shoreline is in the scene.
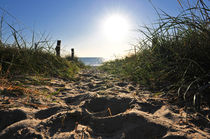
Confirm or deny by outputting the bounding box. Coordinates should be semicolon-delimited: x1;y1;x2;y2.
78;57;104;66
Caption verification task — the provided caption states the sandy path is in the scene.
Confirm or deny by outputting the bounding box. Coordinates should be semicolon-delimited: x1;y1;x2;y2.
0;68;209;139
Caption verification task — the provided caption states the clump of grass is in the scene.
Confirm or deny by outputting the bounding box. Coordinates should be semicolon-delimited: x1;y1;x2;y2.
0;8;83;79
0;46;81;79
101;0;210;110
65;54;86;68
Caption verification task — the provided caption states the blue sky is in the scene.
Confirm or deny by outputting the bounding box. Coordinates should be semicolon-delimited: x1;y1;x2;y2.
0;0;207;59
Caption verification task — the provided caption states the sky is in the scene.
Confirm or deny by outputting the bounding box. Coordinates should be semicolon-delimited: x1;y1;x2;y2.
0;0;207;59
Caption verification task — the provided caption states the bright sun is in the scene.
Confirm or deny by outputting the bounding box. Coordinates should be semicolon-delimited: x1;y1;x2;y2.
102;14;130;41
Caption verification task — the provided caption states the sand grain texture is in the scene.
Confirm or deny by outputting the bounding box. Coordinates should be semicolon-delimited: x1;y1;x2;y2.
0;68;209;139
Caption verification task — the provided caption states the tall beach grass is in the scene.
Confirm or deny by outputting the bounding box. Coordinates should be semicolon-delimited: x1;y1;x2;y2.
0;8;82;79
101;0;210;110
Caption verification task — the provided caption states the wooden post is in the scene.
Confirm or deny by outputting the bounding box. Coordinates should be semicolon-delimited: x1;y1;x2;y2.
35;43;38;50
55;40;61;56
71;48;74;60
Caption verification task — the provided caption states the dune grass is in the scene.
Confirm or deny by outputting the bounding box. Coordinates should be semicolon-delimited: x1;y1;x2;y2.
100;0;210;110
0;9;83;80
0;46;82;79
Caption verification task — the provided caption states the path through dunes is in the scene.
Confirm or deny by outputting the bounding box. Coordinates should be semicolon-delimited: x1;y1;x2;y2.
0;68;209;138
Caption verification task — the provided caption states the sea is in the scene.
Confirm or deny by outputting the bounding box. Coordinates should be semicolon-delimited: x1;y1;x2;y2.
78;57;105;66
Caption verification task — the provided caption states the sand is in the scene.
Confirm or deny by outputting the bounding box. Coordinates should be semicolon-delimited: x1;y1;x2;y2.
0;68;209;139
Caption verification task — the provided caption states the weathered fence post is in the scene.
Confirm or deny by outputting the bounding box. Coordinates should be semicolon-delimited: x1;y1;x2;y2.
55;40;61;56
34;43;38;50
71;48;74;60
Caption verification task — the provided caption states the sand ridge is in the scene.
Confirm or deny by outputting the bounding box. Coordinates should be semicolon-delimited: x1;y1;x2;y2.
0;68;209;139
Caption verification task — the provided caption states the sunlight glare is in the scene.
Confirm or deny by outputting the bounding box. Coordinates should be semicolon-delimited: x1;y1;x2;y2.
102;14;130;41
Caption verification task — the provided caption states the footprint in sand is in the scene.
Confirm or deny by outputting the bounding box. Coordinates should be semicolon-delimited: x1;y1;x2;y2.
0;68;209;139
